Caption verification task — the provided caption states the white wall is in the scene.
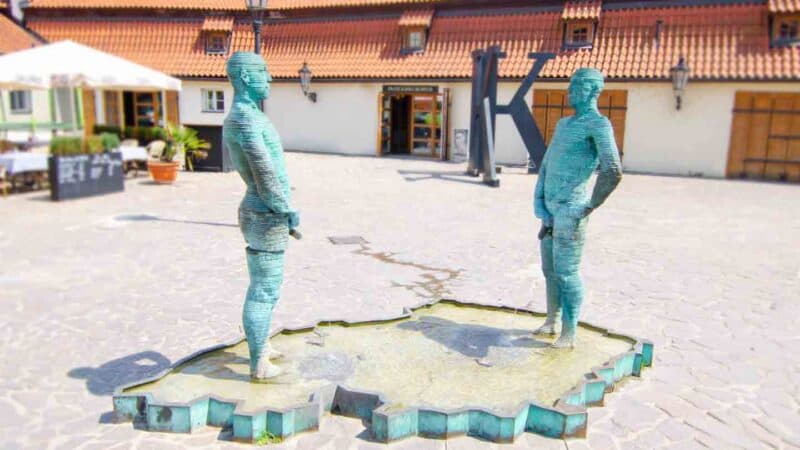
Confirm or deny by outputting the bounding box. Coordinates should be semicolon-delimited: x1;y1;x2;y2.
178;79;800;178
0;89;52;125
179;81;233;127
622;81;800;178
267;82;377;155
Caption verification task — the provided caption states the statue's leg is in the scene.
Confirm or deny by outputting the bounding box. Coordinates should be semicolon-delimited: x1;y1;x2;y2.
533;233;560;335
551;216;587;348
244;247;285;379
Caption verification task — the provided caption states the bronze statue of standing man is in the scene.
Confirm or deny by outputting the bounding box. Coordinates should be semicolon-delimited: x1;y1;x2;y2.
533;68;623;348
224;52;299;380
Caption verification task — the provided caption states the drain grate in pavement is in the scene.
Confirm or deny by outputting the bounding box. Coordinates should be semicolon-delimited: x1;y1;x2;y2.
328;236;368;245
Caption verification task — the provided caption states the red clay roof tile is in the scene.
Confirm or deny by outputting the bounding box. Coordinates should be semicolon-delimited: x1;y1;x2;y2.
27;4;800;81
25;0;445;10
26;0;245;11
0;14;42;54
399;8;434;27
768;0;800;13
202;16;235;31
562;0;602;20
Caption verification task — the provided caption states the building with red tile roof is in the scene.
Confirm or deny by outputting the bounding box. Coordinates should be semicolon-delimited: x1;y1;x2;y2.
18;0;800;181
0;5;41;54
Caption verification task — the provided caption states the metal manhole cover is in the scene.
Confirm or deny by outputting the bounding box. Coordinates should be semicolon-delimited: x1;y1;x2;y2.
328;236;368;245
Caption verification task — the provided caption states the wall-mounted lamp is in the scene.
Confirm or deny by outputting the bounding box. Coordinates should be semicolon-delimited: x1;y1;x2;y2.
298;62;317;103
669;56;690;110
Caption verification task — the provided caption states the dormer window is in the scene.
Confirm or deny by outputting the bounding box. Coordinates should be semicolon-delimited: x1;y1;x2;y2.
567;22;592;46
399;9;434;54
561;0;601;49
772;14;800;46
405;29;426;50
201;16;234;55
205;32;228;54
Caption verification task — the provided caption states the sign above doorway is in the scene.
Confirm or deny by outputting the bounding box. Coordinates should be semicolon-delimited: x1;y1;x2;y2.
383;85;438;94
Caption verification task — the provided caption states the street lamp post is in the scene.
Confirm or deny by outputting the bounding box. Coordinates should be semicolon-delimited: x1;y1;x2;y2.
245;0;267;54
669;56;690;111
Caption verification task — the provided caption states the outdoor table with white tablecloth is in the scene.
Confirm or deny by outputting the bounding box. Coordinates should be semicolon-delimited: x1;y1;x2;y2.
114;147;148;162
0;151;49;175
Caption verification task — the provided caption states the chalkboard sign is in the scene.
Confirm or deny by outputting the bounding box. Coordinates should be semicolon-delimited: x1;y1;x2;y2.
49;152;125;201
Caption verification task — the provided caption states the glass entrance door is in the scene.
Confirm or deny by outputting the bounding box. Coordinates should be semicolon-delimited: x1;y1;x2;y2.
411;94;441;157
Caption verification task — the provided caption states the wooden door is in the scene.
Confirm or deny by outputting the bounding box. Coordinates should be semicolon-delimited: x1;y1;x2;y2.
440;88;451;161
532;89;628;156
103;91;121;126
727;92;800;182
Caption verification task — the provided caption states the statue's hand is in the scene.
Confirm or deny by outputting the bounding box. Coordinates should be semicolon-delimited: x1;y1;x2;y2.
288;210;300;229
538;222;553;240
568;202;593;219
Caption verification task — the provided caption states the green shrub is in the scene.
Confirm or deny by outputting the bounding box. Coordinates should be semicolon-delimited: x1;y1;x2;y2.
85;135;104;154
50;136;83;156
100;132;120;151
93;124;122;137
124;126;167;144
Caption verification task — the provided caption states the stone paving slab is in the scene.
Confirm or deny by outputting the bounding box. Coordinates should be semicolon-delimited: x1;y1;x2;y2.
1;152;799;449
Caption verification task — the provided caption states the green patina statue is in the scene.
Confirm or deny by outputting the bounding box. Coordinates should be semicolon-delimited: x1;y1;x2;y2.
223;52;299;380
533;68;623;348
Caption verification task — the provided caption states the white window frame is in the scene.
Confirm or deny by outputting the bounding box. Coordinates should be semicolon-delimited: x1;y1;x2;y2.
205;33;228;55
9;90;31;114
408;30;424;48
201;89;225;113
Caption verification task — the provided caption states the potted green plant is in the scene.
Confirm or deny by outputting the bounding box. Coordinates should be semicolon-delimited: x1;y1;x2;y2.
146;124;209;183
167;124;210;172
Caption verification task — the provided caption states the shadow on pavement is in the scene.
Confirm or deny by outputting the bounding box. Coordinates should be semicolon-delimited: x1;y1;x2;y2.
69;350;171;397
397;169;486;185
115;214;236;228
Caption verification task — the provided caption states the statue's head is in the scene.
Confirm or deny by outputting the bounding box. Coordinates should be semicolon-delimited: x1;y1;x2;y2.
226;52;271;101
568;68;604;111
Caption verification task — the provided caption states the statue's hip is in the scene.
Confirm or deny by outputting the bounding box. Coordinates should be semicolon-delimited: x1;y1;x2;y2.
238;207;289;252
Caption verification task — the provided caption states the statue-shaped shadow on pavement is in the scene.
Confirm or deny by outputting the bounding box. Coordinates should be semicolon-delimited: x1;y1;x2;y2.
68;351;171;396
114;214;236;228
397;315;549;359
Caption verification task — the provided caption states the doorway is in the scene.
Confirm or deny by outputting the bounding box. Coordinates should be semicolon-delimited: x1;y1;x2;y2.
390;95;411;154
378;88;449;159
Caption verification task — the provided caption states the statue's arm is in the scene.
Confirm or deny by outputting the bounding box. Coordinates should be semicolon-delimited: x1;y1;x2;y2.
533;158;552;225
587;117;623;211
238;117;292;215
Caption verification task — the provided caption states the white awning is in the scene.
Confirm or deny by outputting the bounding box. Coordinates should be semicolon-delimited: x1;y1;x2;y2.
0;40;181;91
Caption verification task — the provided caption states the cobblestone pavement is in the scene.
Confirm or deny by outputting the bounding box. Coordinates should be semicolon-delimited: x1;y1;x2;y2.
1;153;799;450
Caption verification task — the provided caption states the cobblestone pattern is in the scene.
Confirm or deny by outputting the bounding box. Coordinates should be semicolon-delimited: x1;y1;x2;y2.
1;153;798;449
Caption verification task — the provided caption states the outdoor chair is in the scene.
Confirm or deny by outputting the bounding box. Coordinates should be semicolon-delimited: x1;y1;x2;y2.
0;165;10;197
121;138;142;176
146;140;166;160
29;145;50;155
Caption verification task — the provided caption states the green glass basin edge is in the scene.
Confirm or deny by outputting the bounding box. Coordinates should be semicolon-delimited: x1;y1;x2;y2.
111;298;654;443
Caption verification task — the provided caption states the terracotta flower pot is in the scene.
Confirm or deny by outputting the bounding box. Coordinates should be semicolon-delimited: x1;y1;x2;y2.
147;160;180;184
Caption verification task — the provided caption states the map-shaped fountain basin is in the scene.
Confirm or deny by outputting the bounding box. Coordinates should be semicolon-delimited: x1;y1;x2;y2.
113;300;653;443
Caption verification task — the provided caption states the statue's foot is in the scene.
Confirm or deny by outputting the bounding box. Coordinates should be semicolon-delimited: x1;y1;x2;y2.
267;346;284;360
251;360;283;381
532;321;557;336
551;333;576;349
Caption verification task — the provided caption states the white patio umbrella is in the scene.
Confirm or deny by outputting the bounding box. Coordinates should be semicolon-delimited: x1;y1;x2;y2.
0;40;181;137
0;40;181;91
